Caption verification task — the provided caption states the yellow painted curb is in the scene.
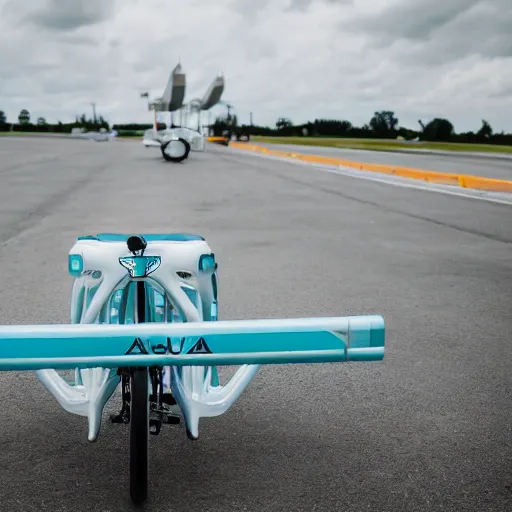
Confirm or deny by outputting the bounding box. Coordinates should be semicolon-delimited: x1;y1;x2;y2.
229;142;512;194
207;136;229;143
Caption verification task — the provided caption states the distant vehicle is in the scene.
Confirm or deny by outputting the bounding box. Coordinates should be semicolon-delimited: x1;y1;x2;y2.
93;128;110;142
69;127;117;142
236;133;250;142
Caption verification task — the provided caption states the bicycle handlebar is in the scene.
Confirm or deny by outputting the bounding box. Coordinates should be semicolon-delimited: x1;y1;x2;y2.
0;316;385;371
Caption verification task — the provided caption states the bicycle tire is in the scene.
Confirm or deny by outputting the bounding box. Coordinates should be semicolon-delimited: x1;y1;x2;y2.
129;281;149;505
130;366;149;505
161;138;190;162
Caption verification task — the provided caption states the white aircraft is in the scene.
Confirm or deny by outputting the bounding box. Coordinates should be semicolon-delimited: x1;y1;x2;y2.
141;63;225;162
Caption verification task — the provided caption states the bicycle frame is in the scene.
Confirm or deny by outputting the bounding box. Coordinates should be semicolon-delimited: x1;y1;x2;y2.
0;233;386;503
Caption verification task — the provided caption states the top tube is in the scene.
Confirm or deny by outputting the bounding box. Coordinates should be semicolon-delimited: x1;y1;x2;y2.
77;233;205;243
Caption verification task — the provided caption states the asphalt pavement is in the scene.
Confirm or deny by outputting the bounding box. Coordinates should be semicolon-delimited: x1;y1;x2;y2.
255;142;512;181
0;137;511;512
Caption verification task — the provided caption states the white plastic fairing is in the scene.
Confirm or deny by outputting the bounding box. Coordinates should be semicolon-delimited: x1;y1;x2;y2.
36;235;259;441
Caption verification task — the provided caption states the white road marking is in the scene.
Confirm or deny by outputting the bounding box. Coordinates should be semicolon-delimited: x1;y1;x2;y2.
232;148;512;207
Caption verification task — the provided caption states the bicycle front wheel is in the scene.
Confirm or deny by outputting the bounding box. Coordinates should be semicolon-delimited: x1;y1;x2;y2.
129;280;149;505
129;366;149;505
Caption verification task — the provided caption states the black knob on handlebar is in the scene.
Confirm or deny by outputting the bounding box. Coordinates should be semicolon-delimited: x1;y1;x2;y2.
127;235;147;255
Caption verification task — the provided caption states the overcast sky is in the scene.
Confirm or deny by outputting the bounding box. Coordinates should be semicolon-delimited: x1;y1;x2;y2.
0;0;510;132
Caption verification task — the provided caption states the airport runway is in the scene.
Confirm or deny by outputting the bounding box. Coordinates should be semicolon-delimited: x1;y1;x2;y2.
0;137;511;512
255;142;512;181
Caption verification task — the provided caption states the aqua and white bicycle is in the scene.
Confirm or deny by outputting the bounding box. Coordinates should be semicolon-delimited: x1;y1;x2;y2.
0;233;385;505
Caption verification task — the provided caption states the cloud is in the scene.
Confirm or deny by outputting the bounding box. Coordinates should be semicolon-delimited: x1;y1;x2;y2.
342;0;482;42
0;0;510;132
25;0;116;32
285;0;346;12
342;0;512;62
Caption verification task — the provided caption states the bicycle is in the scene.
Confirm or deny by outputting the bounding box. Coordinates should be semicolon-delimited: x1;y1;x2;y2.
0;233;385;505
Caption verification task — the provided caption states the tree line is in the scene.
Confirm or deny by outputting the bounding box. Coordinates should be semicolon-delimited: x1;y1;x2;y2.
0;109;110;133
211;111;512;145
0;108;172;135
1;107;511;145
